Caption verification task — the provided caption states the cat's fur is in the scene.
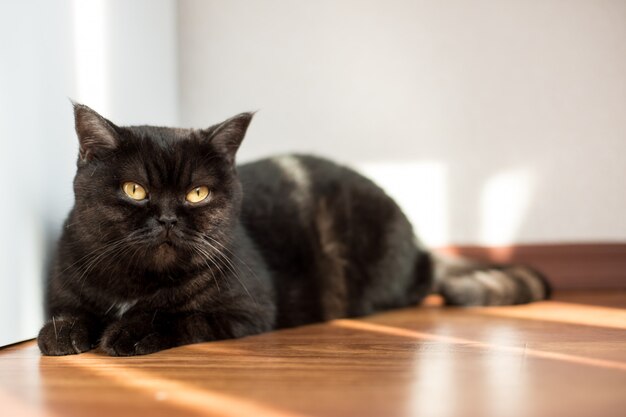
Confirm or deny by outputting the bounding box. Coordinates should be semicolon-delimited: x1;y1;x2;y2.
37;104;550;356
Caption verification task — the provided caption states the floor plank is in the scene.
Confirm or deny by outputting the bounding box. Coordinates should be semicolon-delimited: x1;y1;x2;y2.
1;291;625;417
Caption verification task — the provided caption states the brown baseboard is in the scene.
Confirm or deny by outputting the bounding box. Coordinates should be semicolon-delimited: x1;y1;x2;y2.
435;243;626;290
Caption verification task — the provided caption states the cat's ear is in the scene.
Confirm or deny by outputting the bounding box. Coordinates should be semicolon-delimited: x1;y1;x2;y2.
72;102;120;162
203;112;254;164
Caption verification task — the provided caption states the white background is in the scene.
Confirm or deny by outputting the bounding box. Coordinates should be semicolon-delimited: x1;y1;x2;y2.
179;0;626;246
1;0;625;346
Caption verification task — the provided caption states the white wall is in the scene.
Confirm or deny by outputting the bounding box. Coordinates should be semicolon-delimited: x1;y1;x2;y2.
178;0;626;246
73;0;179;125
0;0;178;347
0;0;76;347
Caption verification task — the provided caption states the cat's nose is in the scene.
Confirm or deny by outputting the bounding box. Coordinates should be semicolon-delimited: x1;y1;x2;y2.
157;215;178;229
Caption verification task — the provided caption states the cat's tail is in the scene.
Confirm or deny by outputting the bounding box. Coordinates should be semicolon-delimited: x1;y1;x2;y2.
431;252;551;306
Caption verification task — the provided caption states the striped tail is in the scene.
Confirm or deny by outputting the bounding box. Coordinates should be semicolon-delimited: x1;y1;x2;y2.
432;253;551;306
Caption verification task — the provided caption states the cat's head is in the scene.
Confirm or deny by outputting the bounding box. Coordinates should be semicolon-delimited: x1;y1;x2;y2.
69;103;253;273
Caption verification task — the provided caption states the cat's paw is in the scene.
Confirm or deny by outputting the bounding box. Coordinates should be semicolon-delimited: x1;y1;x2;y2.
37;317;93;356
100;321;170;356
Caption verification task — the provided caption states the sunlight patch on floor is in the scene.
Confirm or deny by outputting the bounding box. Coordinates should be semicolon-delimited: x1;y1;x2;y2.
331;319;626;372
55;354;309;417
473;301;626;330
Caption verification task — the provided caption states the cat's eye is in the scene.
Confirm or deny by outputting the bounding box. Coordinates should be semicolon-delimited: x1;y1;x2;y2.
186;186;210;204
122;182;148;201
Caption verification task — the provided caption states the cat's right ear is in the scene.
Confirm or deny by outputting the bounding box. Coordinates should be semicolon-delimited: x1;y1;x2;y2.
72;102;120;162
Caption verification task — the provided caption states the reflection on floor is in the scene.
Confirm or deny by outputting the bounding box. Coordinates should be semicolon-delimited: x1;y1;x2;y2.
1;291;624;417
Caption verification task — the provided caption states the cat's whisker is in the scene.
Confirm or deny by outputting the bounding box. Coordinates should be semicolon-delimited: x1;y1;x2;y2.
77;241;130;299
199;237;257;296
202;234;259;283
70;240;125;281
196;244;227;280
195;244;227;293
72;233;147;300
127;244;145;276
199;248;234;293
56;234;135;277
197;237;256;304
192;246;221;295
188;240;234;293
191;233;245;278
52;316;58;342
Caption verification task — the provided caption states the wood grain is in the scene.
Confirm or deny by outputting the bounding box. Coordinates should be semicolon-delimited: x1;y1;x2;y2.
1;291;625;417
437;243;626;289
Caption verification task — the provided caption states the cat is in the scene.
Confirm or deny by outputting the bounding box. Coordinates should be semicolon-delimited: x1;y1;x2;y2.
37;103;550;356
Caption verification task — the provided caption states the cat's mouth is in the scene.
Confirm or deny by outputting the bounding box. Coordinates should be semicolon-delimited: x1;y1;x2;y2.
156;241;177;254
152;241;179;270
151;236;177;252
155;229;178;247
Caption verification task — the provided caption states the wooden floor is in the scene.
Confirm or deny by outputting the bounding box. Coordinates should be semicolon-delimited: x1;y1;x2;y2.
1;291;625;417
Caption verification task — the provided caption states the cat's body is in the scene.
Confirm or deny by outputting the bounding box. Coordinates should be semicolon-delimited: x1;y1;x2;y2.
240;155;432;328
38;105;549;356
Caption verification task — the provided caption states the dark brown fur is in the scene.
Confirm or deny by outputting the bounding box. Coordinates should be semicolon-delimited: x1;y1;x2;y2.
37;104;548;356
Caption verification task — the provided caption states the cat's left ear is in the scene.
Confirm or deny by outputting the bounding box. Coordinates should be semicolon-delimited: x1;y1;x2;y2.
203;112;254;164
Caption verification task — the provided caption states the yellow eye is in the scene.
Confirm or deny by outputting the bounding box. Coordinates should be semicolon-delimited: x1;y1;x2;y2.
186;186;210;203
122;182;147;201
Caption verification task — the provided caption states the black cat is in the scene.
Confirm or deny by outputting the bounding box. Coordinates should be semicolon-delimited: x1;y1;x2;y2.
37;104;550;356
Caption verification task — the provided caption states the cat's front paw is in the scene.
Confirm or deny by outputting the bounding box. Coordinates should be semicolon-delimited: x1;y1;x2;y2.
38;317;94;356
100;321;171;356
